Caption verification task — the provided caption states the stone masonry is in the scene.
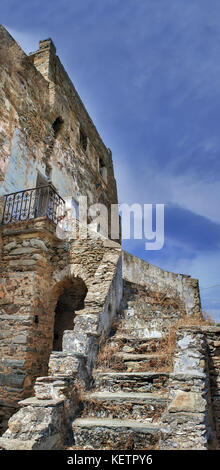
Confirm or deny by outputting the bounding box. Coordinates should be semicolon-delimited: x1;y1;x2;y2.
0;26;219;450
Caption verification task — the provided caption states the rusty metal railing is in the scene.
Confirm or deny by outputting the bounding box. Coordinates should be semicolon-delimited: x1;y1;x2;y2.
1;185;65;225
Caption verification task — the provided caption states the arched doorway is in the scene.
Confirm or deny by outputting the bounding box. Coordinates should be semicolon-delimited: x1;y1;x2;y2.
53;277;88;351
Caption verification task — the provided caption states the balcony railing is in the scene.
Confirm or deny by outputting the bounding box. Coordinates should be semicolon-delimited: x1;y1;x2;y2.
1;185;65;225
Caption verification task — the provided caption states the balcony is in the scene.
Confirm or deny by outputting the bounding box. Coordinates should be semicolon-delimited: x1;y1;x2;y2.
1;185;65;225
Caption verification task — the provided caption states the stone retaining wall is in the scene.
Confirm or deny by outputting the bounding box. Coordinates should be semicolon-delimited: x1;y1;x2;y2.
160;326;220;450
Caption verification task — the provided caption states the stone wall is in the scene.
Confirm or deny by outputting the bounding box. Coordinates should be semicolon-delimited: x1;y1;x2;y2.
122;251;201;316
0;216;122;435
160;326;220;450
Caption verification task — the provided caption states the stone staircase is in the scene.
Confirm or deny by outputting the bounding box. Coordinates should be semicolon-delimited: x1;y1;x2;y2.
71;280;181;450
1;276;214;450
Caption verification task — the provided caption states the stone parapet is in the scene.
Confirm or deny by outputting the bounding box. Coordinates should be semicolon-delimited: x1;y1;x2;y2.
122;251;201;316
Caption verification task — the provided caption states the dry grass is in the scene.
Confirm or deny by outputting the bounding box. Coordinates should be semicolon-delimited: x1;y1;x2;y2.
74;379;86;401
131;356;173;373
126;313;215;373
97;314;126;371
176;312;215;329
145;289;181;312
200;311;216;326
152;312;215;372
123;435;134;450
96;434;152;451
82;397;166;422
97;338;126;371
82;399;124;419
96;304;215;375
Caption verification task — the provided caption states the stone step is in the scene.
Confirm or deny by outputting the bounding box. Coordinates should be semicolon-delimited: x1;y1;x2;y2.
82;391;168;422
113;352;172;372
115;324;170;340
34;375;76;400
94;371;170;393
97;350;171;373
122;308;180;320
97;351;172;373
108;335;169;354
72;417;160;450
48;351;87;377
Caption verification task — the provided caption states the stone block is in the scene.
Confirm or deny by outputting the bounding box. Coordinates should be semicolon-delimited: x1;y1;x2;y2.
62;330;88;354
48;352;79;376
0;373;25;388
12;334;28;344
168;391;206;413
10;247;36;255
28;239;48;251
3;242;17;251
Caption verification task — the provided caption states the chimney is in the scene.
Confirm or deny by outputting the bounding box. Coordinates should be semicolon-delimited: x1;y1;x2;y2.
29;38;57;83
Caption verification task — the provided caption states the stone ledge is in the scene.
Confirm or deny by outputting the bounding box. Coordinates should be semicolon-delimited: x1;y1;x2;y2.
50;351;87;359
177;325;220;333
73;417;160;434
103;239;121;249
18;397;64;407
0;217;57;238
35;375;74;383
94;371;170;377
86;391;168;404
169;372;206;380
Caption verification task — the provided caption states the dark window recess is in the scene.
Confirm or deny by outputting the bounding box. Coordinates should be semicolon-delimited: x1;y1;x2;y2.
36;172;48;187
79;128;87;152
99;158;107;183
52;117;63;138
45;163;52;180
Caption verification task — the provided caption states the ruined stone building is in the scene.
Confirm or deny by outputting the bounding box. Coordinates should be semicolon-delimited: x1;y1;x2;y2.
0;25;219;450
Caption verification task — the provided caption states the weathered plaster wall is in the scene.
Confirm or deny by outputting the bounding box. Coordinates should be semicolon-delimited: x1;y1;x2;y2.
0;27;49;194
0;27;118;233
122;251;201;316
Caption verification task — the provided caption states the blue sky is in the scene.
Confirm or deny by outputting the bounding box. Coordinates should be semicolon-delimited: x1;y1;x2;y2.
1;0;220;321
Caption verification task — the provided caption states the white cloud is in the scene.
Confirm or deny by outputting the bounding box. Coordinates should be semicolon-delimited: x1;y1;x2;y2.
115;157;220;225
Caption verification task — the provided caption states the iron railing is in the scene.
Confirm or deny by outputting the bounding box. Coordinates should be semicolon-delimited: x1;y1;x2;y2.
1;185;65;225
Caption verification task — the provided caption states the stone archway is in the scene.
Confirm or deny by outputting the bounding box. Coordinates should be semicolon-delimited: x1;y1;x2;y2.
52;277;88;351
